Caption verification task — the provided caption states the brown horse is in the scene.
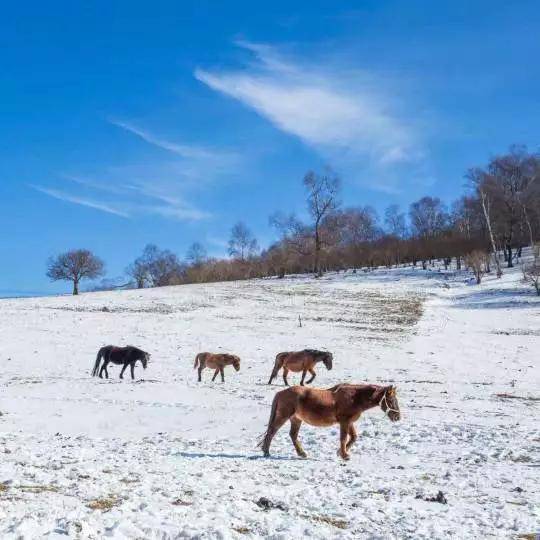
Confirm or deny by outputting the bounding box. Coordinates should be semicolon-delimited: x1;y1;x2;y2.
259;383;400;460
194;352;241;382
268;349;333;386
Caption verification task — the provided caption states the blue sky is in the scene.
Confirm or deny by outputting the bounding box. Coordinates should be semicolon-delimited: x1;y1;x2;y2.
1;0;539;295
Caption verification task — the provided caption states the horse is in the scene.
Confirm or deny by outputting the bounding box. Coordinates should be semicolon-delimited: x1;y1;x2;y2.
91;345;150;380
267;349;333;386
259;383;400;460
194;352;241;382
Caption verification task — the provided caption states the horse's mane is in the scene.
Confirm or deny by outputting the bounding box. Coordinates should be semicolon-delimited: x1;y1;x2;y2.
302;348;329;358
125;345;147;356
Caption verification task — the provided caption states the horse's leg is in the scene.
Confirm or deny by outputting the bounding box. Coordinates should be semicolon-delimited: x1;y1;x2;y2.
130;362;135;380
119;363;127;379
100;361;109;379
262;408;291;457
300;369;307;386
212;368;219;382
268;360;280;385
346;424;357;451
198;366;203;382
305;368;316;385
282;368;289;386
289;416;307;458
220;366;225;383
338;421;351;460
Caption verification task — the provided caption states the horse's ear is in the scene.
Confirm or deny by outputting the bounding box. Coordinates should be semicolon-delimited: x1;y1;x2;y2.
387;385;396;396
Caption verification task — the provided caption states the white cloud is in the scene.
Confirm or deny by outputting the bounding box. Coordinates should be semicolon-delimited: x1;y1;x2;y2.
195;42;420;167
31;185;130;218
32;179;209;222
33;121;244;221
109;119;240;177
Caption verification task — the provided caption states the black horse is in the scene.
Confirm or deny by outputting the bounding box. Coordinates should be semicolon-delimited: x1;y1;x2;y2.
91;345;150;380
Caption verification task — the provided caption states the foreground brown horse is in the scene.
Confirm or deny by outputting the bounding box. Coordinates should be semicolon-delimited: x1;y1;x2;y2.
194;352;241;382
259;383;400;460
268;349;333;386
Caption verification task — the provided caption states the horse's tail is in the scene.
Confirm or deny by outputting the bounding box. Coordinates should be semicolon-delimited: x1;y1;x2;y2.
268;353;284;384
194;353;203;369
257;391;280;450
92;347;105;377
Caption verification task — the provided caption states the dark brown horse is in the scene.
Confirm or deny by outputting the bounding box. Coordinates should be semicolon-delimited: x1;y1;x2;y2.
259;383;400;460
91;345;150;380
194;352;241;382
268;349;333;386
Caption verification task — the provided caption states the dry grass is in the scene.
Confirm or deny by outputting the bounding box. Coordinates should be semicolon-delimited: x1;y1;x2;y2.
495;393;540;402
18;484;59;494
300;513;349;529
171;498;193;506
119;477;140;484
232;526;251;534
0;482;9;493
87;495;122;511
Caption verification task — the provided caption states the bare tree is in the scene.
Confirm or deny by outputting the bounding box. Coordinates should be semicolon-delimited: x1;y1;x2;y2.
409;196;448;239
303;169;341;277
522;260;540;295
465;250;490;284
126;259;148;289
128;244;184;288
186;242;208;266
228;222;259;261
46;249;104;295
384;204;407;238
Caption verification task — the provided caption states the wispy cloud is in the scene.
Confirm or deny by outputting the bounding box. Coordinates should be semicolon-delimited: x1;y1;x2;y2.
195;41;421;168
31;185;130;218
109;119;240;179
33;121;244;221
32;176;210;222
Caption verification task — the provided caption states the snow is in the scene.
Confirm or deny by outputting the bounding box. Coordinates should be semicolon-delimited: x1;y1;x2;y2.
0;259;539;538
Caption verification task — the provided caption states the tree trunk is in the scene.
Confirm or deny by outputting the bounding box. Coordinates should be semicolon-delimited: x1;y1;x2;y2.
73;280;79;295
456;256;461;270
506;244;513;268
521;203;535;257
314;226;322;277
480;190;502;277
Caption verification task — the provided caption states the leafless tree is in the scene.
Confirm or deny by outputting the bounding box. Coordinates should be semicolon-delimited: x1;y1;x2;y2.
303;169;341;277
186;242;208;266
128;244;184;287
522;260;540;295
126;258;148;289
384;204;407;238
228;222;259;261
409;196;448;239
46;249;104;295
465;250;490;284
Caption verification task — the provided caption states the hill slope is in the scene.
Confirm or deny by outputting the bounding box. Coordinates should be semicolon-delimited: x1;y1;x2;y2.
0;265;538;538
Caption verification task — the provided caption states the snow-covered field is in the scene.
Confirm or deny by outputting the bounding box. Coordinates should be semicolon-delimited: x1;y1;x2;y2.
0;262;539;539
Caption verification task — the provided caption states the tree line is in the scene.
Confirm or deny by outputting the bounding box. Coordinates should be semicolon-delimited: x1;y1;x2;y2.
47;145;540;294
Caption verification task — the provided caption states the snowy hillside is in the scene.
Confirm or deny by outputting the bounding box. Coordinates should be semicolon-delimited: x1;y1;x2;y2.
0;263;538;538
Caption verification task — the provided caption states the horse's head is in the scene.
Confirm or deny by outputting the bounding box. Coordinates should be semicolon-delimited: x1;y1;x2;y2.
320;351;333;370
379;385;400;422
232;355;241;372
141;352;150;370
